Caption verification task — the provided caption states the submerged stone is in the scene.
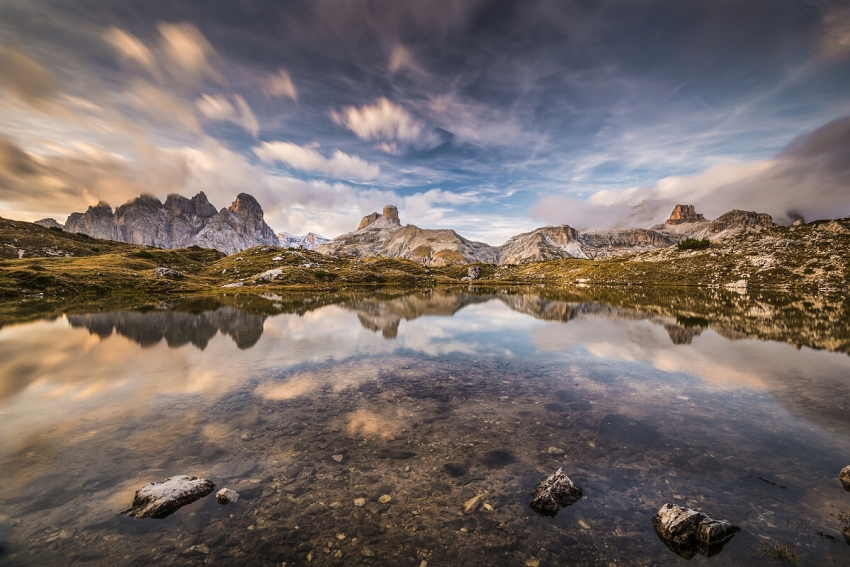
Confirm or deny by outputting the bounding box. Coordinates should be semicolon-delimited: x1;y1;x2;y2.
652;503;740;559
462;493;486;515
123;475;215;519
529;468;582;517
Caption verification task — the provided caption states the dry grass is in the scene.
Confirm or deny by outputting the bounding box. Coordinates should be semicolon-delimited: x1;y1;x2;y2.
759;541;799;565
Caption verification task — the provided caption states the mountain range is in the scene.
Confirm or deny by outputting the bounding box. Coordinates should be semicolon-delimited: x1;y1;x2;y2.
41;193;775;262
316;203;776;265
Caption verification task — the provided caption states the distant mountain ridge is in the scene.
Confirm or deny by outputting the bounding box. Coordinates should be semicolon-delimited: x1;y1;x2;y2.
317;203;776;265
277;232;330;250
55;192;279;255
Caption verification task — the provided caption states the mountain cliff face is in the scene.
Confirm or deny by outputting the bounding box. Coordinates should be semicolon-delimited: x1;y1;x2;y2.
63;192;279;254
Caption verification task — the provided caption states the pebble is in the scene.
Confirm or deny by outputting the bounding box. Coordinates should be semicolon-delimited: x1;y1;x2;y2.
483;503;494;511
329;501;341;509
354;498;366;507
336;533;346;540
185;543;210;556
361;549;375;557
578;520;591;529
332;454;344;462
547;446;565;456
378;494;392;504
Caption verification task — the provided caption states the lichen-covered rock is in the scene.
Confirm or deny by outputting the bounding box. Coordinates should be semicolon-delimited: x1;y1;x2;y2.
652;503;740;559
123;475;215;519
840;465;850;491
529;468;582;517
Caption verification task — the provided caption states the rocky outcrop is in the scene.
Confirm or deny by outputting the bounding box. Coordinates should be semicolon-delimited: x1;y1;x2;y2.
123;475;215;519
317;205;498;266
64;192;279;254
652;503;740;559
529;468;583;517
34;218;63;230
497;225;585;263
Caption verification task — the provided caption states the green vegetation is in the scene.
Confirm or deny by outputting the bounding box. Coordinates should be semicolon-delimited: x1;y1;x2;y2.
677;238;710;250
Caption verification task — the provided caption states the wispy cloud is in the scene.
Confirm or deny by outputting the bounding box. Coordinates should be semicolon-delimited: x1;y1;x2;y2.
331;97;442;152
254;141;379;180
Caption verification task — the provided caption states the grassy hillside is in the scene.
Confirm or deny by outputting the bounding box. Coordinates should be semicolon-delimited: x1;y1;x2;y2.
1;216;848;299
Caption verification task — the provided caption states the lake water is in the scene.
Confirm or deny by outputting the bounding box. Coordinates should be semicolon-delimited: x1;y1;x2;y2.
1;288;849;566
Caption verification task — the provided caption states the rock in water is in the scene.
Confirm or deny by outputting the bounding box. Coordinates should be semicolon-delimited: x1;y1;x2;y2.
840;465;850;491
529;468;583;517
652;503;740;559
216;488;239;504
123;475;215;519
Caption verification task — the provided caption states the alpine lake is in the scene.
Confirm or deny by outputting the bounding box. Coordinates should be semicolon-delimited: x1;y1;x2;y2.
1;286;850;566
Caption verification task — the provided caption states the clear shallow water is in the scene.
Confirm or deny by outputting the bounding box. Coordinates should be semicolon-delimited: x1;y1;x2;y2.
1;289;849;566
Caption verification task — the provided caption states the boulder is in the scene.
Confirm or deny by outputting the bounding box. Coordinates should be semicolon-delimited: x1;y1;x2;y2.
840;465;850;491
123;475;215;519
529;468;582;517
467;266;480;280
651;503;740;559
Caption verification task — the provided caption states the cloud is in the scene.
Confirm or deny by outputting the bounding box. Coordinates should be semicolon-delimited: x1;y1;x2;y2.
253;141;379;180
264;69;298;100
330;97;442;152
388;44;422;74
821;6;850;59
102;28;156;73
232;95;259;137
532;114;850;229
0;47;62;113
196;93;235;120
156;23;221;83
125;80;201;132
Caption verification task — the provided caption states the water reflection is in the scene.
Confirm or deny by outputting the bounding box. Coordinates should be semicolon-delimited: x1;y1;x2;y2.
1;288;849;566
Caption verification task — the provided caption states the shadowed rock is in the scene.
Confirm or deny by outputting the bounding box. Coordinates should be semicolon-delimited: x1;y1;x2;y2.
123;475;215;519
529;468;583;517
652;503;740;559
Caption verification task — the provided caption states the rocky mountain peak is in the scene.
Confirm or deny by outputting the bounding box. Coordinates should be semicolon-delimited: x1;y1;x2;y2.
665;205;706;225
357;205;402;230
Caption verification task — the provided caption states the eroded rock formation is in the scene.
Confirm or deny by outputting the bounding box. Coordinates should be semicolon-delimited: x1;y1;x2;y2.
652;503;740;559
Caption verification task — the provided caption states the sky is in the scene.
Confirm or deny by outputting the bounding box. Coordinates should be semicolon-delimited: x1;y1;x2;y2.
0;0;849;244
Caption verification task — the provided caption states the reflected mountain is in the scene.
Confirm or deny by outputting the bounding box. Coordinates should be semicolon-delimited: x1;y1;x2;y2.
67;307;265;350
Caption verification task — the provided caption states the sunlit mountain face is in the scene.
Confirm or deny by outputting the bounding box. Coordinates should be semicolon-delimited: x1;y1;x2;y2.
1;1;849;242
